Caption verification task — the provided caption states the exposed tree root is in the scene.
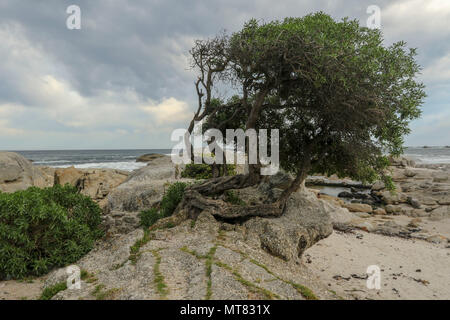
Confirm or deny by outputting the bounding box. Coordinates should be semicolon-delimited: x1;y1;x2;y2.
154;173;295;226
190;174;259;196
178;189;286;222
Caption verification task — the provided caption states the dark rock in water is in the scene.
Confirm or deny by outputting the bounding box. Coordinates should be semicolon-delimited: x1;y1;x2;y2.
136;153;166;162
338;190;369;200
354;193;369;199
338;191;354;198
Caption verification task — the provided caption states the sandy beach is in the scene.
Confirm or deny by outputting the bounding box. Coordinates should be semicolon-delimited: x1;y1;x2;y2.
304;219;450;300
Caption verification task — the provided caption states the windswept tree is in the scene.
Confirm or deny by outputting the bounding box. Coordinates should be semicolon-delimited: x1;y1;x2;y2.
180;12;425;221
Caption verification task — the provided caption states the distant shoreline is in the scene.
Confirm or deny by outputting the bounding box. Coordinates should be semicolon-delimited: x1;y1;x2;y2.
1;147;448;171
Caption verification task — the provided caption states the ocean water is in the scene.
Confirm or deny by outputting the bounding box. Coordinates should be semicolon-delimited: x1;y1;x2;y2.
14;149;172;171
10;146;450;172
404;146;450;164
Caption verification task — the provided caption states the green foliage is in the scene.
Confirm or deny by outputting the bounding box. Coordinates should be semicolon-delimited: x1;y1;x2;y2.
191;13;425;188
163;222;176;229
202;95;247;138
152;250;168;298
382;175;396;191
129;229;152;264
0;184;103;280
39;282;67;300
224;190;246;206
138;182;188;228
225;164;236;176
181;163;236;180
181;163;212;179
138;208;161;228
250;14;424;182
80;269;97;283
205;246;217;300
160;182;188;217
246;14;423;182
288;282;318;300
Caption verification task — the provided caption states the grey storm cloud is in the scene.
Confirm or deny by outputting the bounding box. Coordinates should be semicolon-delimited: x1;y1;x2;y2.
0;0;449;149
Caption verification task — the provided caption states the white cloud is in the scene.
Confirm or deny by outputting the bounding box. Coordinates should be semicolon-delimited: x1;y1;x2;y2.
383;0;450;40
0;1;449;148
0;22;192;144
141;97;192;124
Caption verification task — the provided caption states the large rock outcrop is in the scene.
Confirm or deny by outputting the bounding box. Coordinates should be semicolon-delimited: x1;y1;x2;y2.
101;155;183;234
0;152;52;192
54;167;128;202
38;159;353;300
0;152;129;200
371;164;450;218
44;203;337;300
244;189;333;261
105;155;177;213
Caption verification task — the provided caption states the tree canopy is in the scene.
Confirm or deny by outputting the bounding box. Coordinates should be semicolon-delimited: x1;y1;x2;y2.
185;12;425;217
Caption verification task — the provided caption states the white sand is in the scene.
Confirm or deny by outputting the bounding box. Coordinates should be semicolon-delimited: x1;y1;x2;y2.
303;222;450;300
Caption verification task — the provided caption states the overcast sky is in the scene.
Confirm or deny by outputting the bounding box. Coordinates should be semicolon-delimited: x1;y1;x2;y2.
0;0;449;150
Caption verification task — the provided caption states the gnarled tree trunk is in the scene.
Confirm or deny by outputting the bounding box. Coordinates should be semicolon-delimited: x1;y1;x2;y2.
180;189;284;221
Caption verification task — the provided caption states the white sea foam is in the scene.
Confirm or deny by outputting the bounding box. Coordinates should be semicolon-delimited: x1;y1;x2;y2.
34;160;72;164
53;161;148;171
407;156;450;164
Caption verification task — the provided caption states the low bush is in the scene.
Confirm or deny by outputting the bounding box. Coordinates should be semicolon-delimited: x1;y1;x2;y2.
138;182;187;228
181;163;236;180
160;182;188;217
181;163;212;179
0;184;103;279
138;208;161;228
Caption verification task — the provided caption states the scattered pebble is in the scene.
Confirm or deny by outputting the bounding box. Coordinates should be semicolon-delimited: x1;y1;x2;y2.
412;278;430;286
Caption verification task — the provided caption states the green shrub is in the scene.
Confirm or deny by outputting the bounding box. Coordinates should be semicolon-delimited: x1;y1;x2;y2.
224;164;237;176
39;282;67;300
0;184;103;280
160;182;187;217
181;163;236;180
181;163;212;179
138;208;161;228
138;182;187;228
